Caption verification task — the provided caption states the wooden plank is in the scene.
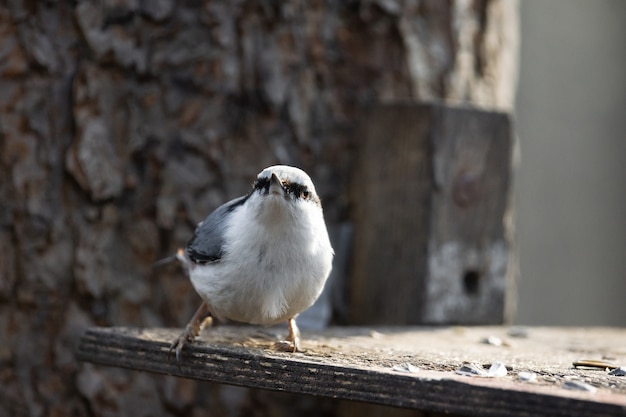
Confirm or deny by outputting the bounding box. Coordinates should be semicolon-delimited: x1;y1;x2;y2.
76;326;626;417
350;102;514;325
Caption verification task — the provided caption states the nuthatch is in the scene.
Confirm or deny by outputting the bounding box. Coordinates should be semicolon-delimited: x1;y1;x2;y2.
170;165;334;358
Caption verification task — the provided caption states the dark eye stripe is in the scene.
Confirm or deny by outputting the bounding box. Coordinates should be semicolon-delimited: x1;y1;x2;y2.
285;183;306;197
253;177;315;202
253;178;270;192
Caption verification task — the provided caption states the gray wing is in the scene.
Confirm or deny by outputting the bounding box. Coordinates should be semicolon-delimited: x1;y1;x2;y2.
186;195;248;263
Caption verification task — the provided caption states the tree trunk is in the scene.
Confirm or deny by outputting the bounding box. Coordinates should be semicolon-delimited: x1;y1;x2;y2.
0;1;518;416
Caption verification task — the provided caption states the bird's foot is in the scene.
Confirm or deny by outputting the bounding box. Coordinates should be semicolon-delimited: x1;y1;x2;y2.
169;302;210;362
272;339;300;352
169;323;199;362
272;317;301;353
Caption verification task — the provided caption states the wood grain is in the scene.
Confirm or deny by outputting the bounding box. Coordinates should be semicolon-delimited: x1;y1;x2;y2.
350;103;514;325
77;326;626;417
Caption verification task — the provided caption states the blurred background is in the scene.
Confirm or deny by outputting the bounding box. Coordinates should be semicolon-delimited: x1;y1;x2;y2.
1;1;625;416
515;0;626;326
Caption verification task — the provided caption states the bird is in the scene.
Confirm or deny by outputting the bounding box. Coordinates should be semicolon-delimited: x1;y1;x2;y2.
170;165;334;359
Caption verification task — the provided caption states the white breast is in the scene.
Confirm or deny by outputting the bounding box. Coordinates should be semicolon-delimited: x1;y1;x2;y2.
188;195;333;325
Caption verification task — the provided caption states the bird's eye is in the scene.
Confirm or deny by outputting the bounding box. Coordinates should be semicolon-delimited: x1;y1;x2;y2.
253;178;269;191
301;190;310;199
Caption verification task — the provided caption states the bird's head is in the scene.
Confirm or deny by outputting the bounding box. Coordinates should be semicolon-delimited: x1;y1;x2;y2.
251;165;321;206
247;165;324;225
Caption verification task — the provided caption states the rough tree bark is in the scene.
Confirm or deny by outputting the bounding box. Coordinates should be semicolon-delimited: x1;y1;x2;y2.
0;1;518;416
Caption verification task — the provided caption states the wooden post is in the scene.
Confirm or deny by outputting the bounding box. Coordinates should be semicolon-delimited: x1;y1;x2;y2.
350;102;513;325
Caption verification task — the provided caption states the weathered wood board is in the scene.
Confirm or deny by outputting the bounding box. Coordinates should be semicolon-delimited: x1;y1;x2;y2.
77;326;626;417
350;103;514;325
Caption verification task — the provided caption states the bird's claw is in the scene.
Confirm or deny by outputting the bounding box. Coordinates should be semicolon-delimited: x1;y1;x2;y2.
272;339;300;353
169;303;210;363
273;318;301;352
169;324;198;362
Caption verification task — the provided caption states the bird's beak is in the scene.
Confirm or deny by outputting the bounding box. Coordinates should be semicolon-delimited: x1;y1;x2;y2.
269;172;284;195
